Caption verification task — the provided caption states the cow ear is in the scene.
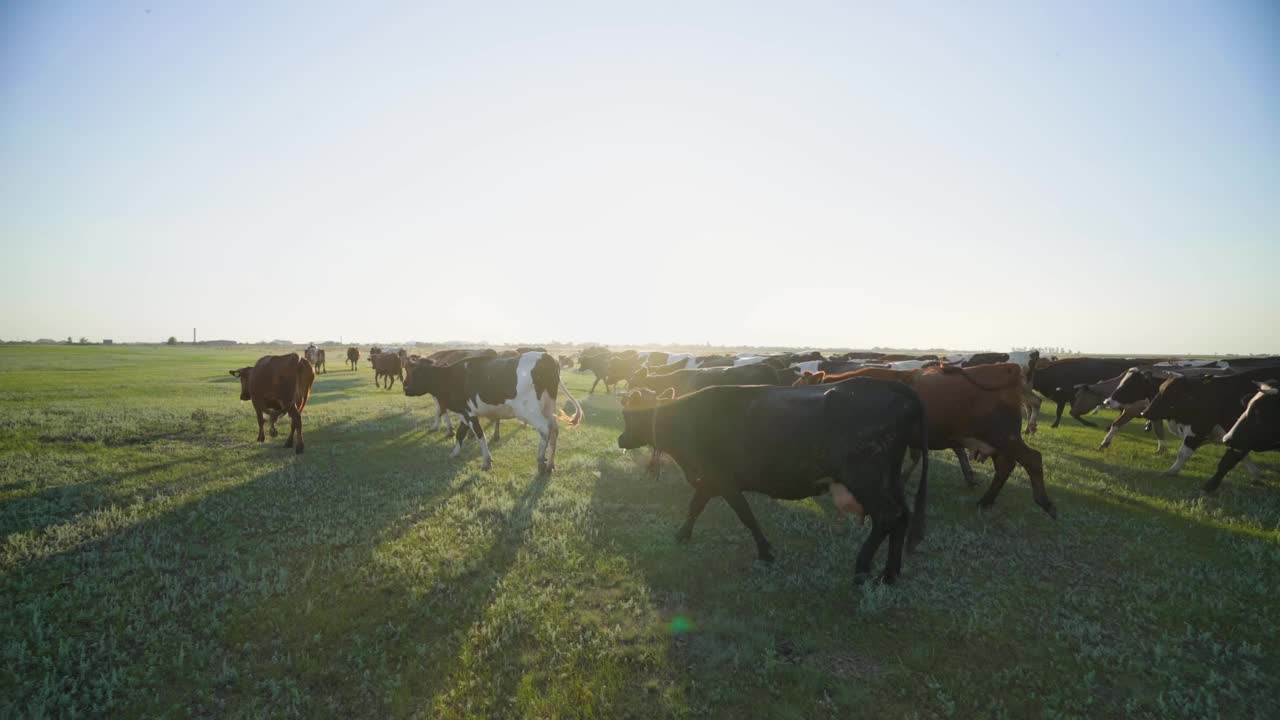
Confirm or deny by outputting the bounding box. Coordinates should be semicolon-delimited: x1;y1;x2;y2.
229;370;240;377
658;388;676;401
1257;381;1278;396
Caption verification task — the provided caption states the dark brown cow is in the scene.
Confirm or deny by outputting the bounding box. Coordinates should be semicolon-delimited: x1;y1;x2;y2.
346;347;360;370
558;354;574;369
427;348;497;365
229;354;316;453
796;364;1055;517
372;352;404;389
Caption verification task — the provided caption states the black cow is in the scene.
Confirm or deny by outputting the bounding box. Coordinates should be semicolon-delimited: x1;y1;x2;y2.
1139;368;1278;479
1203;381;1280;491
578;350;616;395
617;378;929;584
403;352;583;473
630;363;786;396
1031;358;1140;428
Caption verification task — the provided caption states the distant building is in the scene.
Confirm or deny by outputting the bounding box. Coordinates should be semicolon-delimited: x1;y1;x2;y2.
102;339;113;345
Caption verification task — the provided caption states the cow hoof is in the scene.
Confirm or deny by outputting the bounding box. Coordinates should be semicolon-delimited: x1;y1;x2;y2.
269;428;279;438
757;549;775;563
853;571;873;586
976;499;995;512
878;572;898;585
674;529;692;544
256;436;265;443
481;461;493;471
538;460;554;475
295;446;305;455
1041;503;1058;520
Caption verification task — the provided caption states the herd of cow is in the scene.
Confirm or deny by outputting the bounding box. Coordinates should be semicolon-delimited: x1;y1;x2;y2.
228;344;1279;583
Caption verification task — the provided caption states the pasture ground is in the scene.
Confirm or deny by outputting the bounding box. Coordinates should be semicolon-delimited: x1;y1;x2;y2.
2;346;1278;719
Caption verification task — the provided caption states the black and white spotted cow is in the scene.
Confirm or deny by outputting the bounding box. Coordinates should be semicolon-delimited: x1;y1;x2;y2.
403;352;584;473
1203;381;1280;491
1136;368;1279;480
304;344;326;373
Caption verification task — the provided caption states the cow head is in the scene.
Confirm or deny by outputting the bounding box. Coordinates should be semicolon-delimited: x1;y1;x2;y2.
606;354;642;384
1104;368;1154;409
401;359;437;397
1223;381;1279;446
229;368;253;401
618;388;675;449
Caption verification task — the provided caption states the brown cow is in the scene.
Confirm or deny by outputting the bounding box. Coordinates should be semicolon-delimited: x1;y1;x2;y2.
558;354;574;369
796;363;1056;517
229;354;316;454
346;347;360;371
372;352;404;389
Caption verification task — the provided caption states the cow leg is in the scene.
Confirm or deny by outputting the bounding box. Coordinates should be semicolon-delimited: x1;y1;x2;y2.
469;417;494;471
1023;390;1041;435
451;417;471;457
1070;408;1096;427
1099;410;1134;450
286;406;304;453
978;443;1056;518
1153;420;1167;453
853;519;891;584
588;377;600;395
675;486;711;543
1162;438;1200;477
1204;448;1249;492
489;419;501;444
254;406;266;443
953;448;977;487
722;490;773;562
1050;401;1066;428
976;453;1015;512
544;418;561;474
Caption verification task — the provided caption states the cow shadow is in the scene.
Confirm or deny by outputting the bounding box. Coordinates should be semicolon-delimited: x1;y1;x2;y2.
305;375;373;405
581;445;981;710
3;409;497;716
1045;444;1280;534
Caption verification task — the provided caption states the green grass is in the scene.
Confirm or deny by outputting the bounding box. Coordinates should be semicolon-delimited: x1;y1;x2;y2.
2;345;1278;719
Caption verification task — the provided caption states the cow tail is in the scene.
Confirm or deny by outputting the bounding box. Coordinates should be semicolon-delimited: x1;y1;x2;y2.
557;380;585;426
908;401;928;552
297;357;317;412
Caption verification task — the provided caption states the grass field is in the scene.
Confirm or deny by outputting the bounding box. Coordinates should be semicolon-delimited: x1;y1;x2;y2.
2;345;1278;719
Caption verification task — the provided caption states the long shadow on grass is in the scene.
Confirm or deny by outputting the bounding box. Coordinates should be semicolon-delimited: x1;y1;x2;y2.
0;408;498;717
581;447;986;714
1048;444;1280;537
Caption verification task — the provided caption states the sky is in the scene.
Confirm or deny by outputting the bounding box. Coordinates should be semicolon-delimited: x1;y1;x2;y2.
1;1;1277;354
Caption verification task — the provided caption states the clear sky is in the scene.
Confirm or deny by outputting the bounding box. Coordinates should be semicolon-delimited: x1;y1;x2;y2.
2;1;1277;354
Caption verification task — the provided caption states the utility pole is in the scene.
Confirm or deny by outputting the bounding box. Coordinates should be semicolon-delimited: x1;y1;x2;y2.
193;328;197;344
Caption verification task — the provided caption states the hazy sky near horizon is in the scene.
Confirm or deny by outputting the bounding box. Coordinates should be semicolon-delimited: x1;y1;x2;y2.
2;1;1277;353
